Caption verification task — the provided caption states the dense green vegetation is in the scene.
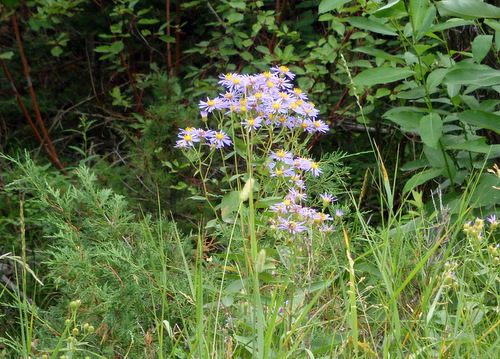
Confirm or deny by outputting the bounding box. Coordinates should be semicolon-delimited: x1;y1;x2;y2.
1;0;499;358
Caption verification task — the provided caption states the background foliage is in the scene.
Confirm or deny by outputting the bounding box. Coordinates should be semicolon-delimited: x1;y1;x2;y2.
0;0;499;358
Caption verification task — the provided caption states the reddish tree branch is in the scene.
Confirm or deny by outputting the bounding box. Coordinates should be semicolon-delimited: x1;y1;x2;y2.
11;14;67;174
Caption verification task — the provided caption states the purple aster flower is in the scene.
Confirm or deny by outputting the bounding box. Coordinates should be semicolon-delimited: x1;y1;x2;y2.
319;224;336;233
269;203;288;214
319;193;337;206
194;128;215;140
311;119;329;133
487;214;498;227
290;87;308;100
208;131;232;149
199;97;224;113
241;116;263;132
288;188;307;203
290;157;312;172
270;65;296;80
308;162;323;177
270;149;294;162
277;216;307;235
313;212;333;223
335;209;344;217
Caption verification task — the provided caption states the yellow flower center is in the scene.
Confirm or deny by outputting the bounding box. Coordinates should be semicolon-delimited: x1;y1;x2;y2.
184;134;192;141
263;71;272;78
279;65;290;73
215;133;224;140
207;100;215;107
248;118;255;125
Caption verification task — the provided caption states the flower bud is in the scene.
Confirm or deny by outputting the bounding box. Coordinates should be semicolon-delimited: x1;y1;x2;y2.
255;249;266;273
69;299;81;310
240;177;255;202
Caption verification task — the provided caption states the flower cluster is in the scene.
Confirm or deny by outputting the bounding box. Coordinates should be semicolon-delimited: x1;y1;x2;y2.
267;148;340;237
175;127;232;150
175;66;330;150
463;215;498;241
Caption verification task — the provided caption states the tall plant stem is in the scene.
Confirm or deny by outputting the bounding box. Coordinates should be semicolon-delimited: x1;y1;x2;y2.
11;14;67;174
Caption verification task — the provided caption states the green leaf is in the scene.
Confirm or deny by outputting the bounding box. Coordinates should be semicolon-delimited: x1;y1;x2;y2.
403;168;446;194
457;110;500;134
110;40;124;54
469;173;500;207
419;113;442;149
472;35;493;63
50;46;64;57
226;12;244;23
217;191;241;220
428;19;474;34
352;46;404;63
436;0;500;19
443;63;500;87
383;107;426;132
347;17;398;36
318;0;351;14
446;138;500;156
0;0;21;6
373;0;407;18
415;6;436;41
410;0;428;30
137;18;160;25
229;1;246;10
0;51;14;60
353;67;415;86
426;68;448;90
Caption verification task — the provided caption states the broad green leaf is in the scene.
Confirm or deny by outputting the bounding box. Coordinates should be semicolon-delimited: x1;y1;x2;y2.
229;1;246;10
472;35;493;63
373;0;407;18
0;0;20;6
436;0;500;19
458;110;500;134
217;191;241;220
383;107;426;132
426;68;448;90
353;67;415;86
415;6;436;41
137;18;160;25
352;46;404;63
485;19;500;31
0;51;14;60
318;0;351;14
403;168;446;194
347;17;398;36
446;139;500;156
410;0;428;29
443;63;500;87
424;145;455;178
469;173;500;207
419;113;442;149
428;18;474;32
50;46;64;57
226;12;244;23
